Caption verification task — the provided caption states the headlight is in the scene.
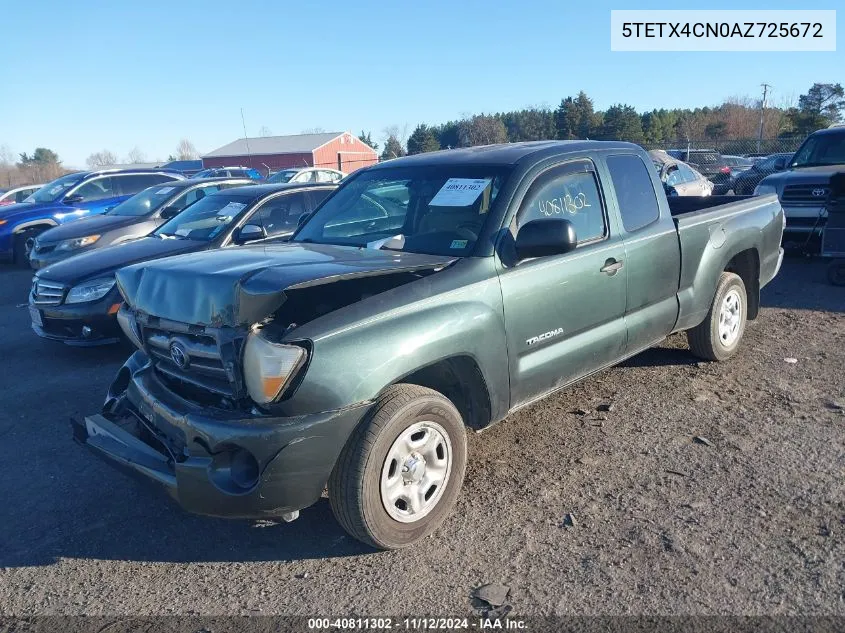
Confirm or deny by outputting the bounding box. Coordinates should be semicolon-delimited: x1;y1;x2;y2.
753;184;777;197
116;304;143;349
56;234;101;252
65;277;115;304
243;333;307;405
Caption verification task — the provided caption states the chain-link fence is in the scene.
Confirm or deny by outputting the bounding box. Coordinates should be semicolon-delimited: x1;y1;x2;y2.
640;136;806;157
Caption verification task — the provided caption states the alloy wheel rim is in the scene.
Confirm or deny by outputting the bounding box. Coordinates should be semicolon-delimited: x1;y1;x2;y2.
718;288;742;346
380;421;452;523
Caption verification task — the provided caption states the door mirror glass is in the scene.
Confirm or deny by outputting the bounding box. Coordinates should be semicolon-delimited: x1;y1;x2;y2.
515;219;577;261
235;223;266;244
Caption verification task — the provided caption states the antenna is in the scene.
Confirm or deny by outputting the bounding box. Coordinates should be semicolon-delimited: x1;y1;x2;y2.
240;108;252;168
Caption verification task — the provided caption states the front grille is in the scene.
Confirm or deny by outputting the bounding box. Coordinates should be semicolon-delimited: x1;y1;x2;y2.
135;313;246;402
34;243;56;255
782;184;830;206
31;278;66;306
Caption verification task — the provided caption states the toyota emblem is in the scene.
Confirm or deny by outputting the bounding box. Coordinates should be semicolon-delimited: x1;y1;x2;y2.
169;341;189;369
812;188;827;197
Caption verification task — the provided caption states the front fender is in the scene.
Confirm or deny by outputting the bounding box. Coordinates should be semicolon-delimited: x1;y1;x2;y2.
283;260;509;421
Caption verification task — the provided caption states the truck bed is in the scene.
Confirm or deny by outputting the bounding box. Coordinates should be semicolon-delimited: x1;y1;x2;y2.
670;193;784;333
667;195;755;217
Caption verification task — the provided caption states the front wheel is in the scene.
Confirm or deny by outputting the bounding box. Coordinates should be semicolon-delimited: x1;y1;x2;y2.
687;272;748;361
328;384;467;549
13;234;30;267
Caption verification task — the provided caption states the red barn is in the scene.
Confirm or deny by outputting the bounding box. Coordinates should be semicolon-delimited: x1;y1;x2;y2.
202;132;378;176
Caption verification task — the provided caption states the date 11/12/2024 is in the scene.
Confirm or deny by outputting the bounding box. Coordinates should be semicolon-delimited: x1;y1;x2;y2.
307;616;528;630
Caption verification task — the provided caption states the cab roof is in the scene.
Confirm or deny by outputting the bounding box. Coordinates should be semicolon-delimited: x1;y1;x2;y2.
369;140;642;169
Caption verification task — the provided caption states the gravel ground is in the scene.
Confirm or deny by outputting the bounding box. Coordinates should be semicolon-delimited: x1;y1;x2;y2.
0;257;842;617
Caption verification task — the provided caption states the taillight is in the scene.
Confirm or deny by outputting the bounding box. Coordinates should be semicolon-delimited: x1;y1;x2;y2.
720;166;731;174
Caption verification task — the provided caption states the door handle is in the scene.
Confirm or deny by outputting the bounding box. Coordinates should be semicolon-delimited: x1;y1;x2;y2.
600;258;623;275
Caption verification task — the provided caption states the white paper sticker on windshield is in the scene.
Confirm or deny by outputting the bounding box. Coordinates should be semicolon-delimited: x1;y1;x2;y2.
429;178;491;207
218;202;247;215
155;186;175;195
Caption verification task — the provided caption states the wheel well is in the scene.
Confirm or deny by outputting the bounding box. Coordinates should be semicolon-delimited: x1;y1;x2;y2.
396;357;492;430
13;223;54;236
725;248;760;320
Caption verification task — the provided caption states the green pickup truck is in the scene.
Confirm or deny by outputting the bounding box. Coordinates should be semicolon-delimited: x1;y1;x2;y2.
73;141;785;549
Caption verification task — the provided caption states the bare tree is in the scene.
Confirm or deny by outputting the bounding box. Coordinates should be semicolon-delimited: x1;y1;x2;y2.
0;144;14;167
176;139;199;160
300;127;326;134
458;115;507;147
86;150;119;169
125;146;147;164
258;126;273;137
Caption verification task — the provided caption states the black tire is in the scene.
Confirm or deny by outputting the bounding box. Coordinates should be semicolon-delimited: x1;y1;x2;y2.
687;272;747;361
328;384;467;549
13;234;30;267
827;259;845;286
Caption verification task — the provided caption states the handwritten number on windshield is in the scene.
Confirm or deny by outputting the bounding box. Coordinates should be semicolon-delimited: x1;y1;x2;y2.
538;193;591;217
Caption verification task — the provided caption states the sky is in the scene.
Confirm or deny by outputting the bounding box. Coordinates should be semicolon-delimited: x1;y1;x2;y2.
1;0;842;169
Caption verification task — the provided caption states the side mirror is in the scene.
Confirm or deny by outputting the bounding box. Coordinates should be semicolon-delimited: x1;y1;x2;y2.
63;194;83;205
297;212;312;228
515;219;578;261
159;205;181;220
773;158;786;171
235;223;266;244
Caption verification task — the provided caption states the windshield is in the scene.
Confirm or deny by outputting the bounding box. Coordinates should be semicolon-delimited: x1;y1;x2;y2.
293;166;511;256
108;184;181;217
791;131;845;167
26;173;87;203
268;170;298;184
153;192;251;241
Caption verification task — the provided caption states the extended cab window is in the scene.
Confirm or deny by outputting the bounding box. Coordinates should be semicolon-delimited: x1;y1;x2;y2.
606;154;661;233
519;165;605;244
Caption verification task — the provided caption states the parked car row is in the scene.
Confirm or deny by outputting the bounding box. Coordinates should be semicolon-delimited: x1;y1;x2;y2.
29;180;336;345
0;168;185;264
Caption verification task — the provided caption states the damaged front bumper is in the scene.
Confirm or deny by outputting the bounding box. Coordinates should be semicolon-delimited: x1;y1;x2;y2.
73;351;371;519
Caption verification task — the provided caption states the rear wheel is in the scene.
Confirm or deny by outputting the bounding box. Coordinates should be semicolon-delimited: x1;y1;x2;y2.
328;384;467;549
687;272;747;361
828;259;845;286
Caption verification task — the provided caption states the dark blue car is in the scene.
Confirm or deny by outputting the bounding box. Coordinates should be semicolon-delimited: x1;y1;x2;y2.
0;168;184;264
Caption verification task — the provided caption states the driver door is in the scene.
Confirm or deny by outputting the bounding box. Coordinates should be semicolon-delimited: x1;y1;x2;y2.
497;160;628;407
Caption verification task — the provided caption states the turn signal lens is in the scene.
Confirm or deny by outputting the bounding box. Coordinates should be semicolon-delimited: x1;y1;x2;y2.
243;334;307;405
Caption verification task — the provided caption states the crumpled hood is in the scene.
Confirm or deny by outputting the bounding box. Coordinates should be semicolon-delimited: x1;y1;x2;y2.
116;242;456;327
36;214;142;244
